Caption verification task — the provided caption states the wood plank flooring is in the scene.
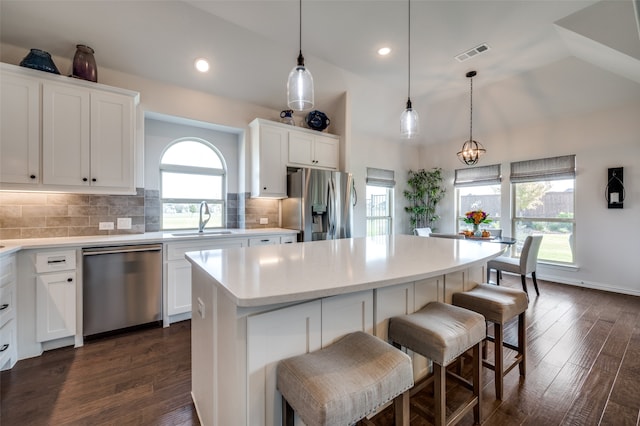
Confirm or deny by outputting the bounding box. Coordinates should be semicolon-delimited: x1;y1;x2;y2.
1;275;639;425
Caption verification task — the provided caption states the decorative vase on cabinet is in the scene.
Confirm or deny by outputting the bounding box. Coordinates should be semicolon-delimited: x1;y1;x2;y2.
72;44;97;82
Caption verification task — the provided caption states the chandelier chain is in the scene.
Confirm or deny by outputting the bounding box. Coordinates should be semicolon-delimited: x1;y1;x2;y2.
469;75;473;142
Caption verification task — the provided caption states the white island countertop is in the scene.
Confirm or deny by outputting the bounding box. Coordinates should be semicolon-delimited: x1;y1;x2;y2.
186;234;507;307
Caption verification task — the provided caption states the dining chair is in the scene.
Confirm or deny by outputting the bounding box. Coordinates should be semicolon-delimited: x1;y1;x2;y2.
487;228;502;238
487;235;543;295
413;227;432;236
429;232;465;240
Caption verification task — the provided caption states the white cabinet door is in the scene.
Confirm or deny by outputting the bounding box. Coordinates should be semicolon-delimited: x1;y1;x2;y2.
288;131;314;165
0;72;40;185
251;121;288;198
42;82;91;187
90;90;134;190
313;134;339;169
248;237;279;246
166;259;192;316
36;271;77;342
321;290;373;347
247;300;322;426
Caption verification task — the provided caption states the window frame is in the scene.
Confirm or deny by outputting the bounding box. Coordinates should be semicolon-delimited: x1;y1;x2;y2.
365;167;395;236
159;138;227;230
454;164;502;233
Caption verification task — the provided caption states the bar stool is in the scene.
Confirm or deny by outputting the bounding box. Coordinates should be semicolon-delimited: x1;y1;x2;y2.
388;302;486;426
452;283;528;400
276;331;413;426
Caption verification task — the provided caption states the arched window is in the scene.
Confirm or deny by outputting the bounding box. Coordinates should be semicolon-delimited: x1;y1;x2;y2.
160;138;226;230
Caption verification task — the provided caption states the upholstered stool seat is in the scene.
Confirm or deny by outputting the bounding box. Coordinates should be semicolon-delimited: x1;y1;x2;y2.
276;331;413;426
452;283;528;400
388;302;486;426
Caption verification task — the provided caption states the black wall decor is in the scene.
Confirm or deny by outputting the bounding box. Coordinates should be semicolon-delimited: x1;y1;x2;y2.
606;167;624;209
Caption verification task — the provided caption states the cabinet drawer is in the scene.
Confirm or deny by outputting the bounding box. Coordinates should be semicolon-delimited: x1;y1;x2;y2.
280;235;297;244
165;238;245;261
0;284;15;329
248;237;279;246
0;319;15;368
35;250;76;273
0;255;16;288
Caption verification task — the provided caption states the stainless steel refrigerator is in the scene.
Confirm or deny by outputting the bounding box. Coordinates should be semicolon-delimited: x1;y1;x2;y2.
282;168;356;242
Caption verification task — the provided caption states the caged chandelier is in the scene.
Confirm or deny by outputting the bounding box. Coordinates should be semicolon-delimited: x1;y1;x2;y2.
287;0;314;111
457;70;486;165
400;0;419;138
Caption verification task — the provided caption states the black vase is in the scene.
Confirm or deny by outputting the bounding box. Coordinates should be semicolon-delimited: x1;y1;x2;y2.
19;49;60;74
72;44;97;82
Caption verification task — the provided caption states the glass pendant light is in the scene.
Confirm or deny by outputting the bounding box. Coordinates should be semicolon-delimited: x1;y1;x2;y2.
400;0;419;138
287;0;314;111
457;71;486;165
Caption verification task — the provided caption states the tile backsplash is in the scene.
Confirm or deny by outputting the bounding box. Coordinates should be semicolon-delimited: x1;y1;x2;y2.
0;190;281;240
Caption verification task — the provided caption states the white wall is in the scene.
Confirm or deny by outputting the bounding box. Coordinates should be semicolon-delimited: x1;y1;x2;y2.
419;100;640;296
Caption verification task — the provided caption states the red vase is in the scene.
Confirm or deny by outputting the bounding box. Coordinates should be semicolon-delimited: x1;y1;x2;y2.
72;44;97;82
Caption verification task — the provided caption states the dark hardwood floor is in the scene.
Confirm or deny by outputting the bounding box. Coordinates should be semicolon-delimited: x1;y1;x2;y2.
1;275;638;425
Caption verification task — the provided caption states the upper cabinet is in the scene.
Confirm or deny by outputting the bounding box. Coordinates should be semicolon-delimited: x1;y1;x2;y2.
0;63;139;194
288;131;339;170
0;72;40;185
250;118;340;199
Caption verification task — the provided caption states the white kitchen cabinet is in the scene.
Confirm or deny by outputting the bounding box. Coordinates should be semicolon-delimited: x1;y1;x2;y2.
0;62;138;194
289;131;339;170
35;250;77;342
247;300;322;426
248;236;279;246
164;238;245;321
250;119;288;198
0;254;18;370
0;72;40;185
36;272;76;342
42;82;135;191
321;290;373;347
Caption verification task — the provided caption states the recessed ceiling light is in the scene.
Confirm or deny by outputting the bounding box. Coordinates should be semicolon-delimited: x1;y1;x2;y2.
194;58;210;73
378;47;391;56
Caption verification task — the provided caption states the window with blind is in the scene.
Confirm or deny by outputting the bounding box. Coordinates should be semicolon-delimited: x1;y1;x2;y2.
160;138;227;230
511;154;575;264
454;164;502;233
366;167;395;236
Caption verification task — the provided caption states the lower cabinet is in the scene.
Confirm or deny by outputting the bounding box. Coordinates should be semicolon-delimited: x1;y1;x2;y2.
34;250;77;343
0;254;17;370
36;271;77;342
165;239;245;320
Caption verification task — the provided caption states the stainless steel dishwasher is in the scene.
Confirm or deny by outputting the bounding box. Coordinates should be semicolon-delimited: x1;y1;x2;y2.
82;244;162;338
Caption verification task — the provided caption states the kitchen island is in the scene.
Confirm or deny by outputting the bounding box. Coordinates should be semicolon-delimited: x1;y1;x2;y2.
186;234;507;426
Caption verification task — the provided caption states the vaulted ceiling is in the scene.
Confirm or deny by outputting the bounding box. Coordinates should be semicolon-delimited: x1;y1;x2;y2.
2;1;639;145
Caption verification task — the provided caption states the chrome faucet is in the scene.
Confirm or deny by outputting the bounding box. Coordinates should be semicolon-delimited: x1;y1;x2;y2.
198;201;211;232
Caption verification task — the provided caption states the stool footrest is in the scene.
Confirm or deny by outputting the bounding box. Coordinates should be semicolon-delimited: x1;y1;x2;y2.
482;354;523;376
446;396;479;426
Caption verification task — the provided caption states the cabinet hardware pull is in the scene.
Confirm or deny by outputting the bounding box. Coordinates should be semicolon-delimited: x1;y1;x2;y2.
47;259;66;264
92;178;97;182
83;177;88;182
30;174;36;179
67;278;73;282
0;303;8;310
0;344;8;352
261;239;270;242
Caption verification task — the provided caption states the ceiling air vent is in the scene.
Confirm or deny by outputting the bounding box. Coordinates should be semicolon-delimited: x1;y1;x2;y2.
455;43;491;63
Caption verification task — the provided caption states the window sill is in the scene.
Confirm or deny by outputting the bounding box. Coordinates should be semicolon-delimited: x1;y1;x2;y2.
538;261;579;272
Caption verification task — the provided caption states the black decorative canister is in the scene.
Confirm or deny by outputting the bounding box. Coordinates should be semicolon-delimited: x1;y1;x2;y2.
72;44;97;82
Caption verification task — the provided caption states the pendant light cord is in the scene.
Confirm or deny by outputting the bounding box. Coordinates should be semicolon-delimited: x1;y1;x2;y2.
469;75;473;142
407;0;411;101
298;0;302;56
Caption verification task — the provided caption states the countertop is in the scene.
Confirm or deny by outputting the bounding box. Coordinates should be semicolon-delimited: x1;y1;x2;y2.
186;234;507;307
0;228;298;256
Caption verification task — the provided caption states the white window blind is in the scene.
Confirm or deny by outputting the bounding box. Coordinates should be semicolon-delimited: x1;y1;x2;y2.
454;164;501;187
366;167;395;188
511;155;575;183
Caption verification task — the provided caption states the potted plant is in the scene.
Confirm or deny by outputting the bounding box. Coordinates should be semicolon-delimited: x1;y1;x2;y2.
404;168;446;231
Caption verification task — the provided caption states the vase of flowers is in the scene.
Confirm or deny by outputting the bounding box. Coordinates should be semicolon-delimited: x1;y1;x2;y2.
464;210;491;236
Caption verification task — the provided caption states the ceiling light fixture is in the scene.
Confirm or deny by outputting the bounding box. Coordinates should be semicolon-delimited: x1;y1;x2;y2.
287;0;314;111
400;0;418;138
457;70;486;165
194;58;209;73
378;47;391;56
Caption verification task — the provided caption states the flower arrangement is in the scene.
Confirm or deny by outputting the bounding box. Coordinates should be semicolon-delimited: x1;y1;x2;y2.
463;210;492;226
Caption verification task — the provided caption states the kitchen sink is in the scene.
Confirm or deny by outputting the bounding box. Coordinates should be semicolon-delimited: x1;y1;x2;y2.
171;231;233;237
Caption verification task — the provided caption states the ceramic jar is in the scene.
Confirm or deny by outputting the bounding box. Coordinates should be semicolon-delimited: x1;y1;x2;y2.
72;44;97;82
